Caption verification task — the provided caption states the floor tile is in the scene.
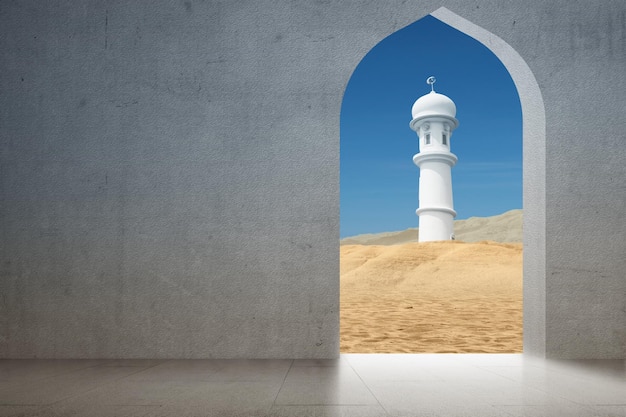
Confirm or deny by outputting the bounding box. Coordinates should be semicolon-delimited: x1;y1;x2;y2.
543;360;626;381
539;377;626;405
148;381;282;416
492;367;625;406
344;355;443;382
0;360;108;387
427;365;520;383
451;353;527;367
453;379;563;406
293;359;348;368
586;405;626;417
0;406;43;417
367;380;484;411
268;405;390;416
476;365;547;383
0;366;146;405
148;405;270;417
95;360;168;368
495;402;600;417
126;359;292;383
58;379;200;406
275;366;379;406
19;405;157;417
345;354;468;369
171;380;282;408
385;404;512;417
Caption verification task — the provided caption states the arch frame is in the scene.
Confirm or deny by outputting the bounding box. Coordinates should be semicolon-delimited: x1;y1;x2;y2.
430;8;547;356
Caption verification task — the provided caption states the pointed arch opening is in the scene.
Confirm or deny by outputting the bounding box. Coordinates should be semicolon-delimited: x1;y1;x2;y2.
339;8;546;355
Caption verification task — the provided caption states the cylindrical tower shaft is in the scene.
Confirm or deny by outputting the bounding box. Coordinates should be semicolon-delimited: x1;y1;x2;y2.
413;153;457;241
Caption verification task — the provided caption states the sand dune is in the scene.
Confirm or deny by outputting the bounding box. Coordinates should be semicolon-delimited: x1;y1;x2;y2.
340;240;523;353
341;209;522;245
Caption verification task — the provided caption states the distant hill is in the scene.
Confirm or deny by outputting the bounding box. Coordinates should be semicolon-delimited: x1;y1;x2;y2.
340;209;522;245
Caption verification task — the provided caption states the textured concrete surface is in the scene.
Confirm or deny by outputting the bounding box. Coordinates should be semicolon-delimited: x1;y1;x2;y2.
1;1;625;358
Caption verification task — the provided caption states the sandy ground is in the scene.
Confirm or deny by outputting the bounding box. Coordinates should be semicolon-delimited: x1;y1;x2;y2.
340;241;523;353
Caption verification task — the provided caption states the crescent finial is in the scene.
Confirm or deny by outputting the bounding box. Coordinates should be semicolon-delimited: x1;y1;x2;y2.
426;76;436;92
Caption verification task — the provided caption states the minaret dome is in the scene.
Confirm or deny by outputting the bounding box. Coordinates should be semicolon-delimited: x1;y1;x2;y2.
411;91;457;121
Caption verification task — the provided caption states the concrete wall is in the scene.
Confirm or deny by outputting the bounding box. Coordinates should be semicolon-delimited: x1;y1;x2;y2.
1;1;624;358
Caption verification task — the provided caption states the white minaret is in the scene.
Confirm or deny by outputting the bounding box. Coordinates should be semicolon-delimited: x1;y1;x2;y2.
409;76;459;242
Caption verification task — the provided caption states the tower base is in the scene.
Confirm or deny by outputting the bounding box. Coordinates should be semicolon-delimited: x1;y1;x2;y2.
417;208;456;242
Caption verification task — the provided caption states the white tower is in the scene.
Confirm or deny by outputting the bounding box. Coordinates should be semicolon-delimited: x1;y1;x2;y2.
409;77;459;242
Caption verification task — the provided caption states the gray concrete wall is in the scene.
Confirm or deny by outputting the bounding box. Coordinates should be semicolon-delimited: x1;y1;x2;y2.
539;3;626;358
1;1;624;358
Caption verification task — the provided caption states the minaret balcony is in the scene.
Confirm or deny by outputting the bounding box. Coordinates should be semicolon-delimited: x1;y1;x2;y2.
413;151;458;167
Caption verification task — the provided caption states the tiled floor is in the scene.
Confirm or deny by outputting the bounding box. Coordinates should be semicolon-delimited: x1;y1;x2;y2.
0;354;624;416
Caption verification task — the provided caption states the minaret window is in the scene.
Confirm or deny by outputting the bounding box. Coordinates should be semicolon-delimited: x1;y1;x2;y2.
425;133;431;145
442;133;447;145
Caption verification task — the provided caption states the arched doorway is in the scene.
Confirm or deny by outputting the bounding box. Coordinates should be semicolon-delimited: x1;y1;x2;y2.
339;8;546;354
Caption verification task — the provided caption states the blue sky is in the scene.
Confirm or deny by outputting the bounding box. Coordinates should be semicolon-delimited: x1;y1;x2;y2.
340;15;522;238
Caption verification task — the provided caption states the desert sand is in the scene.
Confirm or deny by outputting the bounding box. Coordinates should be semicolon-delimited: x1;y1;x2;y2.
340;211;523;353
341;209;522;245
